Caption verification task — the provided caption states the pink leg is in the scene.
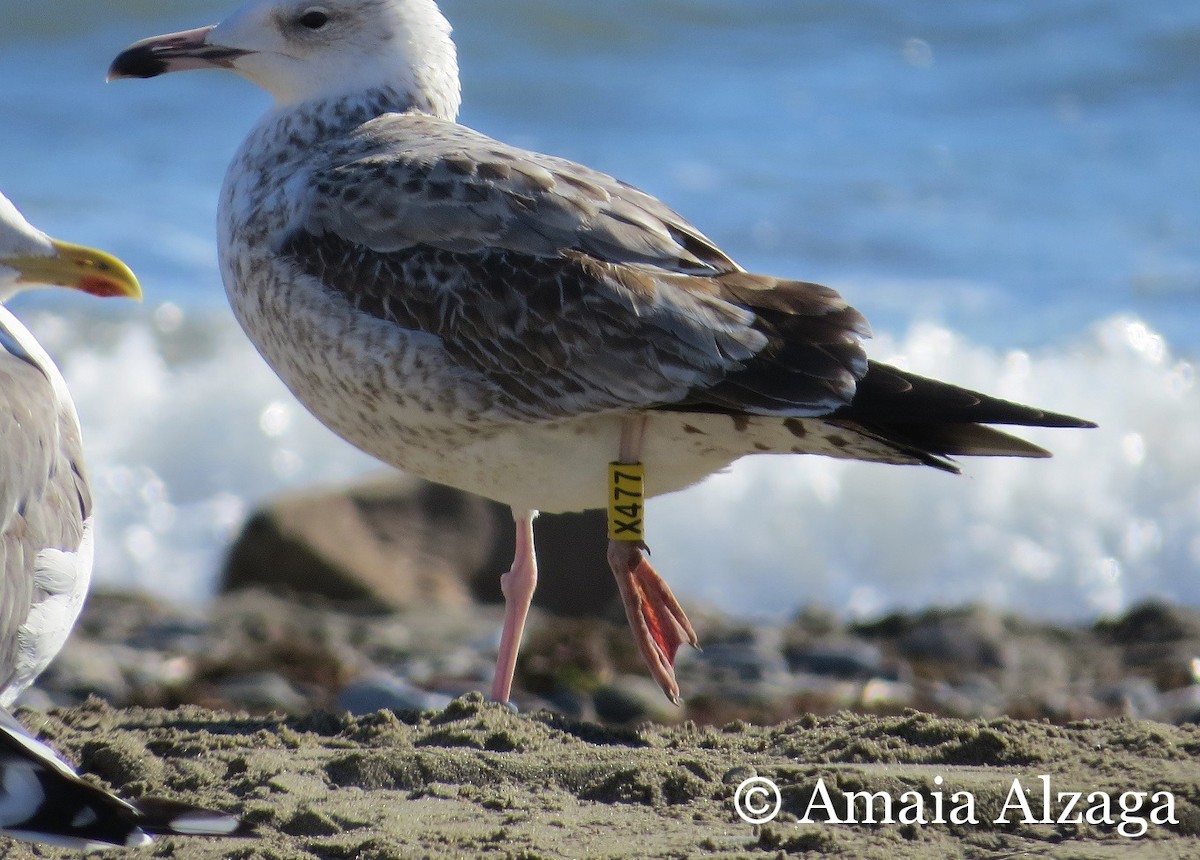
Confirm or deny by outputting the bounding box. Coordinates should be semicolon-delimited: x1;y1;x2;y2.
490;509;538;704
608;414;699;704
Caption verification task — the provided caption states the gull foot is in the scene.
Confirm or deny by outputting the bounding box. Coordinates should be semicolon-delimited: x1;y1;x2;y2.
607;540;699;704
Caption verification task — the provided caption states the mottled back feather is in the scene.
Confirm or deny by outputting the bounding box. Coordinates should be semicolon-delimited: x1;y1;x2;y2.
278;112;871;421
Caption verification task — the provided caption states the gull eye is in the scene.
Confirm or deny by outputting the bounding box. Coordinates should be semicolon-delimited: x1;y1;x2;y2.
299;8;330;29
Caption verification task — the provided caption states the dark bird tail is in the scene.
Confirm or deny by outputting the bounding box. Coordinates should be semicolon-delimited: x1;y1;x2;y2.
132;797;254;839
830;361;1096;472
0;709;252;850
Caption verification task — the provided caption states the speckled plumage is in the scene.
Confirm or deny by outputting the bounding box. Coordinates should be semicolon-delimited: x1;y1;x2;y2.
216;93;1086;514
111;0;1092;701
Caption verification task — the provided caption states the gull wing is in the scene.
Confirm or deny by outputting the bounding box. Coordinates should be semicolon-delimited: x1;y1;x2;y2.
277;113;868;421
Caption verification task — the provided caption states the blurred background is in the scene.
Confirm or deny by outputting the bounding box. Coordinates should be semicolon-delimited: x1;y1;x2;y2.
0;0;1197;620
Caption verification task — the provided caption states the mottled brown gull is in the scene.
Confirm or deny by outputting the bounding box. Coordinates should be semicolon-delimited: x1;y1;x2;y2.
109;0;1093;705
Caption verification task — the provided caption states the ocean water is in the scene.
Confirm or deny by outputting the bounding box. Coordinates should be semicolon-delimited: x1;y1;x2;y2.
0;0;1197;619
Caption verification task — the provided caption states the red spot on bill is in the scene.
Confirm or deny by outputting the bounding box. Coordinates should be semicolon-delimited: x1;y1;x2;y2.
78;274;129;297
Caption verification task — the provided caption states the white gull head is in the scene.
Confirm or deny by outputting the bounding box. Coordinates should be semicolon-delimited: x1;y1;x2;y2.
0;193;55;302
0;191;142;305
109;0;461;119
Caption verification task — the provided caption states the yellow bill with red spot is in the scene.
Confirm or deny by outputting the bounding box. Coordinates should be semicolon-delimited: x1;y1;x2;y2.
3;238;142;300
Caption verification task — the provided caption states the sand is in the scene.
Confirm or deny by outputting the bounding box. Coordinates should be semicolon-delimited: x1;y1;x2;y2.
8;695;1200;859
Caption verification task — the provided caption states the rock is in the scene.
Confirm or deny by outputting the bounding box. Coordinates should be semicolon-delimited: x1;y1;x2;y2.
1153;684;1200;725
337;671;453;715
1102;605;1200;690
214;671;311;713
516;616;621;695
222;474;497;609
38;583;1200;729
535;686;595;720
1000;637;1073;717
895;606;1014;670
221;474;618;615
1095;677;1163;720
926;675;1005;718
594;675;682;724
1098;602;1200;644
694;640;789;685
473;508;618;617
36;639;133;706
1120;642;1200;690
785;639;886;680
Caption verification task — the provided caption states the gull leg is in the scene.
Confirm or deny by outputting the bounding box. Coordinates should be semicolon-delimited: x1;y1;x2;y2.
608;415;699;704
608;541;699;704
490;509;538;704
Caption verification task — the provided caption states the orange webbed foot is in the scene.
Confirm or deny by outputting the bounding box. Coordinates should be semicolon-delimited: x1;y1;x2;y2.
607;539;699;704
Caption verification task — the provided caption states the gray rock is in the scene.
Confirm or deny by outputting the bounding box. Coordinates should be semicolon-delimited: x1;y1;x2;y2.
216;671;311;713
222;475;494;609
1095;677;1163;720
593;675;682;724
337;672;453;715
695;641;789;684
1153;684;1200;725
37;639;133;706
221;474;618;615
786;639;886;680
898;607;1014;670
927;675;1005;718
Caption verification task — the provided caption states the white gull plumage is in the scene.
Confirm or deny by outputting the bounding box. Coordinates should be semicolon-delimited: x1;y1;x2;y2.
0;193;249;849
0;191;141;708
110;0;1094;704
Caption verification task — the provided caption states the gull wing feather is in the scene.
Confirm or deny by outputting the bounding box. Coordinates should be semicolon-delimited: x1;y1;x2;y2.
0;312;89;706
278;113;869;421
0;708;252;848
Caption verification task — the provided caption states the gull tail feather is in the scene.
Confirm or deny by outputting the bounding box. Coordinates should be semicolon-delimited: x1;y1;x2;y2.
829;360;1095;471
133;798;254;838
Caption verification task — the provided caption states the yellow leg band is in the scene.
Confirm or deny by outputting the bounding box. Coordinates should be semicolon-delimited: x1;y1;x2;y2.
608;462;645;541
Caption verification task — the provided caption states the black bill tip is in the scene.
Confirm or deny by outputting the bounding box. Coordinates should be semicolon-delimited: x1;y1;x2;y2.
108;44;169;80
107;26;242;82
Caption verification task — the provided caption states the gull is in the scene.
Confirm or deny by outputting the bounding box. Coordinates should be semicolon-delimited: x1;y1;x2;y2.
0;192;250;848
109;0;1093;705
0;191;141;708
0;708;249;849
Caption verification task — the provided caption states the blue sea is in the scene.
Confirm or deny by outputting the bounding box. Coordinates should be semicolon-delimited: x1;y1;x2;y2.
0;0;1197;619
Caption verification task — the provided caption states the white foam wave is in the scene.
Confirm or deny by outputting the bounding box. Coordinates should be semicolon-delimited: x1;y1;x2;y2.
652;316;1198;620
26;308;378;603
20;309;1200;619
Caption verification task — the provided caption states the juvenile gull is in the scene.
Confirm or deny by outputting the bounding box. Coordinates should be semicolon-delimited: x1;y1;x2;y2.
0;193;250;848
110;0;1094;704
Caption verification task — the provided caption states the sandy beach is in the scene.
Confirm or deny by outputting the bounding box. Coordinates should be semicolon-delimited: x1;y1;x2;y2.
1;2;1194;857
8;584;1198;858
6;694;1198;859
